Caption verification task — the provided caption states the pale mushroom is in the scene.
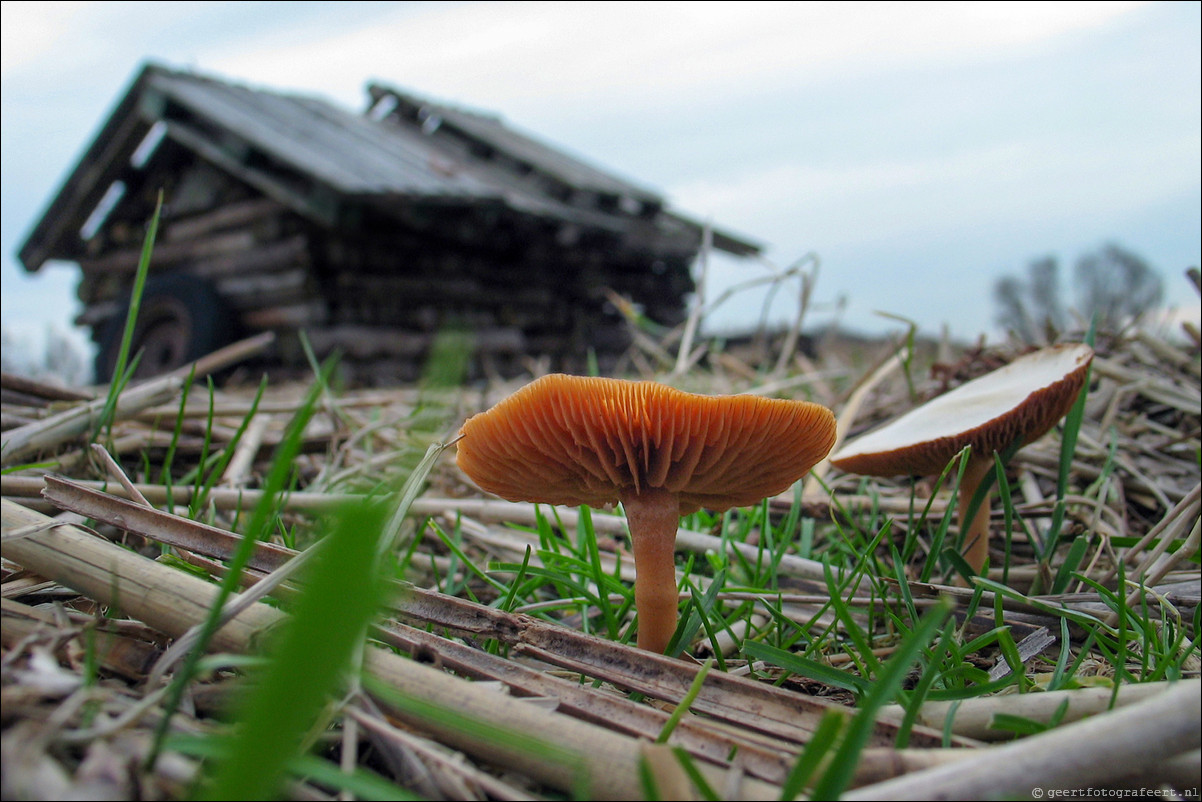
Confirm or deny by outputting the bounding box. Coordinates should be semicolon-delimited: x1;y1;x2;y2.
829;343;1094;576
456;374;837;653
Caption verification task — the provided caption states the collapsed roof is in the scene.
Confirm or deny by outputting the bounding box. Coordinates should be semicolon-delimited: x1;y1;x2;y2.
19;62;759;273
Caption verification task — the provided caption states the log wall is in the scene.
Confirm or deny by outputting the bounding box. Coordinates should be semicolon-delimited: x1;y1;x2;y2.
73;148;696;383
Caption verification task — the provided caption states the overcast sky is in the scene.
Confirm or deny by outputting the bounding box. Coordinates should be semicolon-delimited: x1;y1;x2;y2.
2;1;1199;368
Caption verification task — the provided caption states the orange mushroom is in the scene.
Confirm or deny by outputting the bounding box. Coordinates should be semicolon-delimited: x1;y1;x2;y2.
455;374;837;653
829;343;1094;576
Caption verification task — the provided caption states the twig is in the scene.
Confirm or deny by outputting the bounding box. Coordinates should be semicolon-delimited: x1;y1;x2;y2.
878;680;1183;742
90;444;152;507
2;376;184;466
804;346;905;497
162;331;275;383
772;252;819;377
846;680;1201;800
674;223;711;377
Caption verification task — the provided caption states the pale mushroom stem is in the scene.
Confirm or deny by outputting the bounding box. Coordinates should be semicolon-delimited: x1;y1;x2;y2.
620;486;682;654
957;457;995;576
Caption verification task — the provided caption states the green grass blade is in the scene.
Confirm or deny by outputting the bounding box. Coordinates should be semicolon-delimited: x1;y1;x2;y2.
156;367;198;513
669;569;725;658
1050;535;1091;594
191;378;267;516
577;504;622;638
824;544;884;677
656;658;713;743
892;618;956;747
671;747;720;801
497;545;534;613
920;449;971;581
779;710;846;800
150;360;336;766
638;753;663;801
993;450;1016;583
808;598;952;800
429;517;509;595
1039;327;1094;570
187;382;217;518
681;580;729;671
195;501;391;800
95;191;162;440
743;640;871;695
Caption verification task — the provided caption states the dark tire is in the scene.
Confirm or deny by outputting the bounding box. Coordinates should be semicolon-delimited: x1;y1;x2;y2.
94;273;236;382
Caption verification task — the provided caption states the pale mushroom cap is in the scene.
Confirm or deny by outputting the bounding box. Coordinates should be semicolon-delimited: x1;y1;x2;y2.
456;374;838;514
829;343;1094;477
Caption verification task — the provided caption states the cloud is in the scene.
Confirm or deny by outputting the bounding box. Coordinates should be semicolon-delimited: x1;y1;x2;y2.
0;1;90;77
206;1;1149;118
671;129;1201;255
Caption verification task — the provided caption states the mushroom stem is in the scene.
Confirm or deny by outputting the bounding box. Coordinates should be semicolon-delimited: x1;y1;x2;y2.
957;457;995;576
621;486;682;654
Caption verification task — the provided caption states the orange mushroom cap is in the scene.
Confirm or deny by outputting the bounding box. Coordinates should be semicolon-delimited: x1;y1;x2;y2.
829;343;1094;477
456;374;838;514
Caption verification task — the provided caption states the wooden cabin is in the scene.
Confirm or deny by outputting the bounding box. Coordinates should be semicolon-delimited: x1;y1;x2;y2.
17;63;759;383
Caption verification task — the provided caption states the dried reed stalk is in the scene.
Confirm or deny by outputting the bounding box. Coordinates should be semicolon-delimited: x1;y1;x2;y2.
878;680;1184;741
2;377;184;466
2;498;789;800
844;679;1200;800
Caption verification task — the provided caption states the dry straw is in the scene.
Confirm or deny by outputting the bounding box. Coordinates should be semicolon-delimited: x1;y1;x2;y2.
2;269;1199;798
